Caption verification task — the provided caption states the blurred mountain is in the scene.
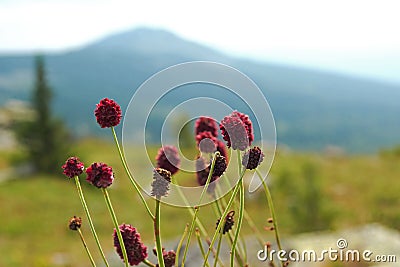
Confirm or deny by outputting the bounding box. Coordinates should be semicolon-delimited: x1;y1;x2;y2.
0;27;399;153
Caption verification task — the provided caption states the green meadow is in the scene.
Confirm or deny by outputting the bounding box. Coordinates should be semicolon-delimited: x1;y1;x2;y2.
1;138;399;266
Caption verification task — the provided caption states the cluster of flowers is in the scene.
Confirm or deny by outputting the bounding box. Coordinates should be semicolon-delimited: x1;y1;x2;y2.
63;97;269;266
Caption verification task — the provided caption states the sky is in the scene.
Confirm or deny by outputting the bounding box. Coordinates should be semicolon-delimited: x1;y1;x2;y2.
0;0;399;84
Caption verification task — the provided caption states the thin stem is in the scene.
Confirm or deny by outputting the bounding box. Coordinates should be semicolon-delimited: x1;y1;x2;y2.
230;179;245;267
182;152;219;267
174;178;208;236
74;176;109;267
220;169;265;248
213;231;224;267
212;200;244;266
77;228;97;267
176;224;190;267
196;229;211;267
202;169;246;267
111;127;154;220
142;259;157;267
154;197;165;267
256;169;284;267
102;188;129;267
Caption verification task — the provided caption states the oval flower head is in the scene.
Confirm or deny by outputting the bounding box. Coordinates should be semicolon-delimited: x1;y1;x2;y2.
242;146;265;170
62;156;84;178
155;145;181;175
114;224;148;266
220;111;254;151
195;116;218;137
94;98;122;128
85;162;114;188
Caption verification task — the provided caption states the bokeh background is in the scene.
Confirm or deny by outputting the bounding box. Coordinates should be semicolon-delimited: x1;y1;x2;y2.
0;1;399;266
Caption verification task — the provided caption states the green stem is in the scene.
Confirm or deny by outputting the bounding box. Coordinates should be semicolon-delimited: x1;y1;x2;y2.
154;197;165;267
212;200;244;266
182;152;219;267
111;127;154;220
176;224;190;267
202;169;246;267
221;167;265;248
230;179;245;267
174;179;208;237
195;229;211;267
102;188;129;267
213;231;224;267
77;228;97;267
74;176;109;267
142;259;157;267
256;169;284;267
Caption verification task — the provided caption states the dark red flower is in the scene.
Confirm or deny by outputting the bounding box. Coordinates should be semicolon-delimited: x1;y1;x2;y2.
85;162;114;188
242;146;264;170
195;116;218;137
94;98;122;128
212;153;227;177
114;224;148;266
195;156;217;192
151;168;172;198
62;157;84;178
155;146;181;175
196;131;217;153
216;211;235;234
233;111;254;145
68;216;82;231
220;111;253;151
154;249;176;267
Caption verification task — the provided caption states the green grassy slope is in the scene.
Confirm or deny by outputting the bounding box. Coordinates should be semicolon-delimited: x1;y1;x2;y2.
1;139;399;266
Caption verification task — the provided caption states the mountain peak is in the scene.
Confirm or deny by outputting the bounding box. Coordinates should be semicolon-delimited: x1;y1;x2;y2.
85;27;222;58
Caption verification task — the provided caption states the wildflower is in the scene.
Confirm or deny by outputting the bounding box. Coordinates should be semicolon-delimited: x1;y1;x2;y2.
211;153;227;177
233;111;254;145
62;156;84;178
195;156;218;192
195;116;218;137
68;216;82;231
220;111;253;151
242;146;264;170
155;145;181;175
94;98;122;128
196;131;217;153
153;248;176;267
151;168;172;198
114;224;148;266
85;162;114;188
216;211;235;234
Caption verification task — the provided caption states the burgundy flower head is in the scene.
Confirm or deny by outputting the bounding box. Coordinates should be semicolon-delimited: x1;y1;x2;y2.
211;153;227;177
216;140;229;162
196;131;217;153
233;111;254;145
242;146;264;170
85;162;114;188
95;98;122;128
155;145;181;175
195;156;217;192
154;248;176;267
62;157;84;178
151;168;172;198
216;211;235;234
195;116;218;137
114;224;148;266
68;216;82;231
220;111;253;151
